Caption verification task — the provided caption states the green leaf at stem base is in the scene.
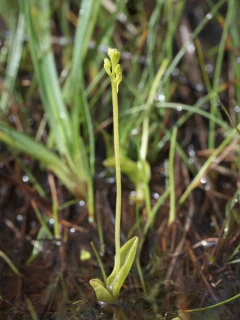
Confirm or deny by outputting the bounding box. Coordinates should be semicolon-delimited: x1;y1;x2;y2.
90;236;138;304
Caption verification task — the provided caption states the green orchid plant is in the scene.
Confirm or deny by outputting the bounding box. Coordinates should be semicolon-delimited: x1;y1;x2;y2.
90;49;138;304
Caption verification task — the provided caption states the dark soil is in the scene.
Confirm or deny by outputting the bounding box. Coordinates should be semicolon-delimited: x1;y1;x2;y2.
0;161;240;319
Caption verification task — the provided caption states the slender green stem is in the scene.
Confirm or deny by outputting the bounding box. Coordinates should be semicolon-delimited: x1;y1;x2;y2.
140;59;168;161
179;130;237;205
32;202;53;238
0;250;22;276
91;242;107;283
25;297;38;320
53;200;60;238
208;0;234;148
168;127;177;225
183;292;240;313
111;79;121;272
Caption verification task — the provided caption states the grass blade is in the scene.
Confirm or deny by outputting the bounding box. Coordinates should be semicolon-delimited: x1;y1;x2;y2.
0;121;87;198
20;0;73;156
0;250;22;276
0;12;25;114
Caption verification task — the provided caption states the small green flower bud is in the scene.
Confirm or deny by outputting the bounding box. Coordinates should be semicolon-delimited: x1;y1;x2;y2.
104;58;112;77
115;64;122;77
108;48;120;68
114;64;122;92
108;48;114;58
